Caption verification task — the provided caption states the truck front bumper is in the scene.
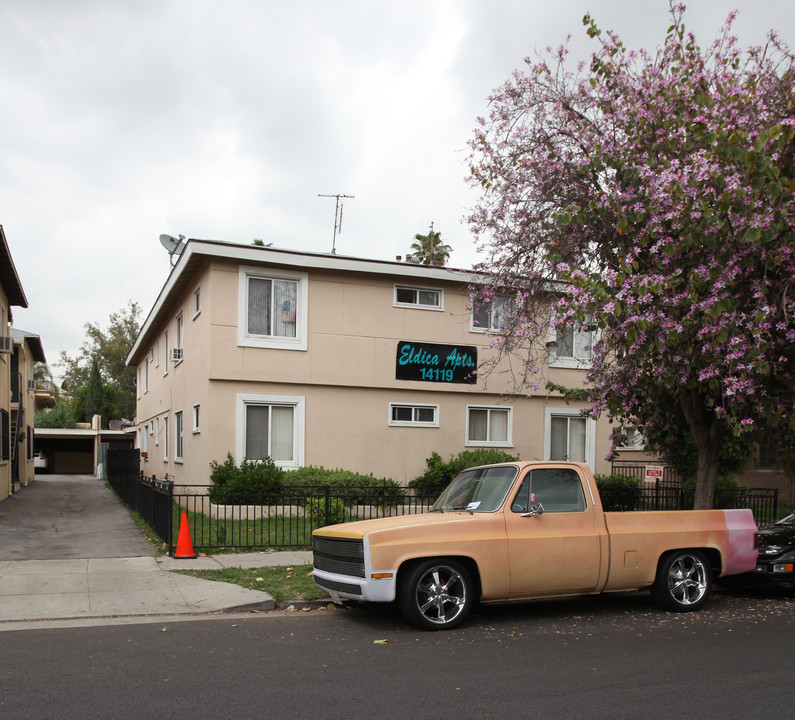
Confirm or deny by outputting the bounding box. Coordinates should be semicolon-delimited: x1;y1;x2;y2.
312;568;397;604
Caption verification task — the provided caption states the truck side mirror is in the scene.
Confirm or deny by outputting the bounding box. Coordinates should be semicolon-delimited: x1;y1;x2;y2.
521;503;545;518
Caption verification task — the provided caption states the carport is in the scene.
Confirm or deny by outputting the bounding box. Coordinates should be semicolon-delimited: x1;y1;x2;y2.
33;428;134;475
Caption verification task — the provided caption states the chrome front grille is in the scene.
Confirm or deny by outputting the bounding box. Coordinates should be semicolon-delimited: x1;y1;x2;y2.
312;536;365;578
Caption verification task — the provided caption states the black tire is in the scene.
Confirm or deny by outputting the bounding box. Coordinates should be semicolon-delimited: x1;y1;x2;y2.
651;550;712;612
397;559;474;630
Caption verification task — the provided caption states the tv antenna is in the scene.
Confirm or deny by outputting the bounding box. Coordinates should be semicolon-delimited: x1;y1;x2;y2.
318;193;354;254
159;234;186;267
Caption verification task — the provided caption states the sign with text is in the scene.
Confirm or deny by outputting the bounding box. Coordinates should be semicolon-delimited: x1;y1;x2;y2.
395;341;477;384
644;465;664;483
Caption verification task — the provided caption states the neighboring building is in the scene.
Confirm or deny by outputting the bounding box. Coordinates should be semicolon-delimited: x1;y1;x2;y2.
127;239;655;488
10;328;56;490
0;226;31;501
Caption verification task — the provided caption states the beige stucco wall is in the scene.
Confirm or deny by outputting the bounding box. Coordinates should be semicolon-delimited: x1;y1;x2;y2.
133;253;628;487
0;286;10;500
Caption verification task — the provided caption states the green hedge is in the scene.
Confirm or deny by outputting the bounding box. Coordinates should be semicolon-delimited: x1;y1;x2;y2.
285;465;404;505
208;453;285;505
409;449;520;497
593;473;643;511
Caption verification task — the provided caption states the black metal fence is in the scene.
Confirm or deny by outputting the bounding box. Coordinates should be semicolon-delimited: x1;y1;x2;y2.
106;451;780;555
610;461;688;488
168;483;436;555
609;460;779;523
107;450;174;548
631;486;779;524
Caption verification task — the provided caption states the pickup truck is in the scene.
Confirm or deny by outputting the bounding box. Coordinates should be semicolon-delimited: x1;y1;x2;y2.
312;461;758;630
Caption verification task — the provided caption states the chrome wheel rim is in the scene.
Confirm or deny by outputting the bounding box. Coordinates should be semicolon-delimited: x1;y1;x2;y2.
667;554;708;606
415;565;467;626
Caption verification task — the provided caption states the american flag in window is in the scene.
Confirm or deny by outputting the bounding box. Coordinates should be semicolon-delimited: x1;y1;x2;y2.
281;299;296;323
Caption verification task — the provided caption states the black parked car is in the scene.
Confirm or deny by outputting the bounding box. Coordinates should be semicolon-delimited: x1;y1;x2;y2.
752;511;795;583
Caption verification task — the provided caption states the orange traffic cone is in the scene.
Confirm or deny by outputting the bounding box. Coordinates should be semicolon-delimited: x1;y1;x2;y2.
174;511;197;559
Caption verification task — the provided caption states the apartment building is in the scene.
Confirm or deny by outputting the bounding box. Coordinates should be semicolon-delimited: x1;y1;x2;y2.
0;227;31;500
127;239;652;487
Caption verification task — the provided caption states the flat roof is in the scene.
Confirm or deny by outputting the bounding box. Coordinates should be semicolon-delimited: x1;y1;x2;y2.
128;239;481;364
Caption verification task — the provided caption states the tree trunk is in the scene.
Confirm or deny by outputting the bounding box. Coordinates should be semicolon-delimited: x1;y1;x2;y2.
678;388;722;510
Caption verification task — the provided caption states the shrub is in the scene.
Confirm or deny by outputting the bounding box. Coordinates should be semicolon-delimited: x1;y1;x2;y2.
409;449;520;497
682;475;749;509
304;496;349;530
285;465;404;505
208;453;285;505
594;473;643;511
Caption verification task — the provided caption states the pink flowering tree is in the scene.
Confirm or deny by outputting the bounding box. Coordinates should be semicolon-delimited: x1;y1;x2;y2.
466;4;795;508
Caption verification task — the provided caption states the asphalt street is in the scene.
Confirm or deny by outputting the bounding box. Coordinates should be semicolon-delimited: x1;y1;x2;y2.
0;588;792;720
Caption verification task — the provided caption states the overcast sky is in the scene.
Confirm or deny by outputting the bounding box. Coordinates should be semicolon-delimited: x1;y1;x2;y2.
2;0;793;377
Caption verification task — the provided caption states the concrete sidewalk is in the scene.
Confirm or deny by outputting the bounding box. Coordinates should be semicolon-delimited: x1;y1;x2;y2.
0;550;316;628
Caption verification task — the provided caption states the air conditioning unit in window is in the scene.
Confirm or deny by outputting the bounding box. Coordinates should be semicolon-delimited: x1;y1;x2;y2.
0;336;13;354
169;348;183;362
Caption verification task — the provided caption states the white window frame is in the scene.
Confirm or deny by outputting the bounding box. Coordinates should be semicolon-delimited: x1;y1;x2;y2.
470;297;509;333
174;410;183;462
163;417;169;461
175;311;184;365
616;425;645;450
544;407;596;468
137;367;142;399
238;266;308;350
465;405;513;447
193;286;201;318
163;330;169;376
393;285;443;311
144;357;149;393
236;393;305;468
388;403;440;427
548;313;595;369
155;339;160;368
192;403;201;433
155;416;160;446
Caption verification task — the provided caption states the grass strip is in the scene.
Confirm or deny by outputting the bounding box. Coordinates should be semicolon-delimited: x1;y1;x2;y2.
172;563;328;603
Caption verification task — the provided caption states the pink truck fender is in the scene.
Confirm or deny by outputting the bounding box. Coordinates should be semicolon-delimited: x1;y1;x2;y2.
722;509;759;576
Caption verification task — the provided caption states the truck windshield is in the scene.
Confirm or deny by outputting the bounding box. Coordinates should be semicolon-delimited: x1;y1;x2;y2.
431;465;519;513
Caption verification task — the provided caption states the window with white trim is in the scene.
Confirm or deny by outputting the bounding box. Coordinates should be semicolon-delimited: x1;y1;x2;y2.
163;417;169;461
616;425;644;450
193;286;201;318
471;297;508;333
549;314;594;368
175;312;184;350
192;404;201;433
144;357;149;393
466;405;512;446
394;285;442;310
545;408;596;467
163;331;169;376
238;267;308;350
174;411;183;462
389;403;439;427
137;367;142;398
236;393;305;467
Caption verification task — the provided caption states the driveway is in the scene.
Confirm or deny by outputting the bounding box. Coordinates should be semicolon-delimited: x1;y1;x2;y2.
0;474;155;560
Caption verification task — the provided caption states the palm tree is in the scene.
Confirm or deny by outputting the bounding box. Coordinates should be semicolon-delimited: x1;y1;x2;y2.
33;362;55;392
411;225;452;266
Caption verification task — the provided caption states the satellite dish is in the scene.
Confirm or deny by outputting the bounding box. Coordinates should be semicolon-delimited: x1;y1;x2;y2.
159;234;186;266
